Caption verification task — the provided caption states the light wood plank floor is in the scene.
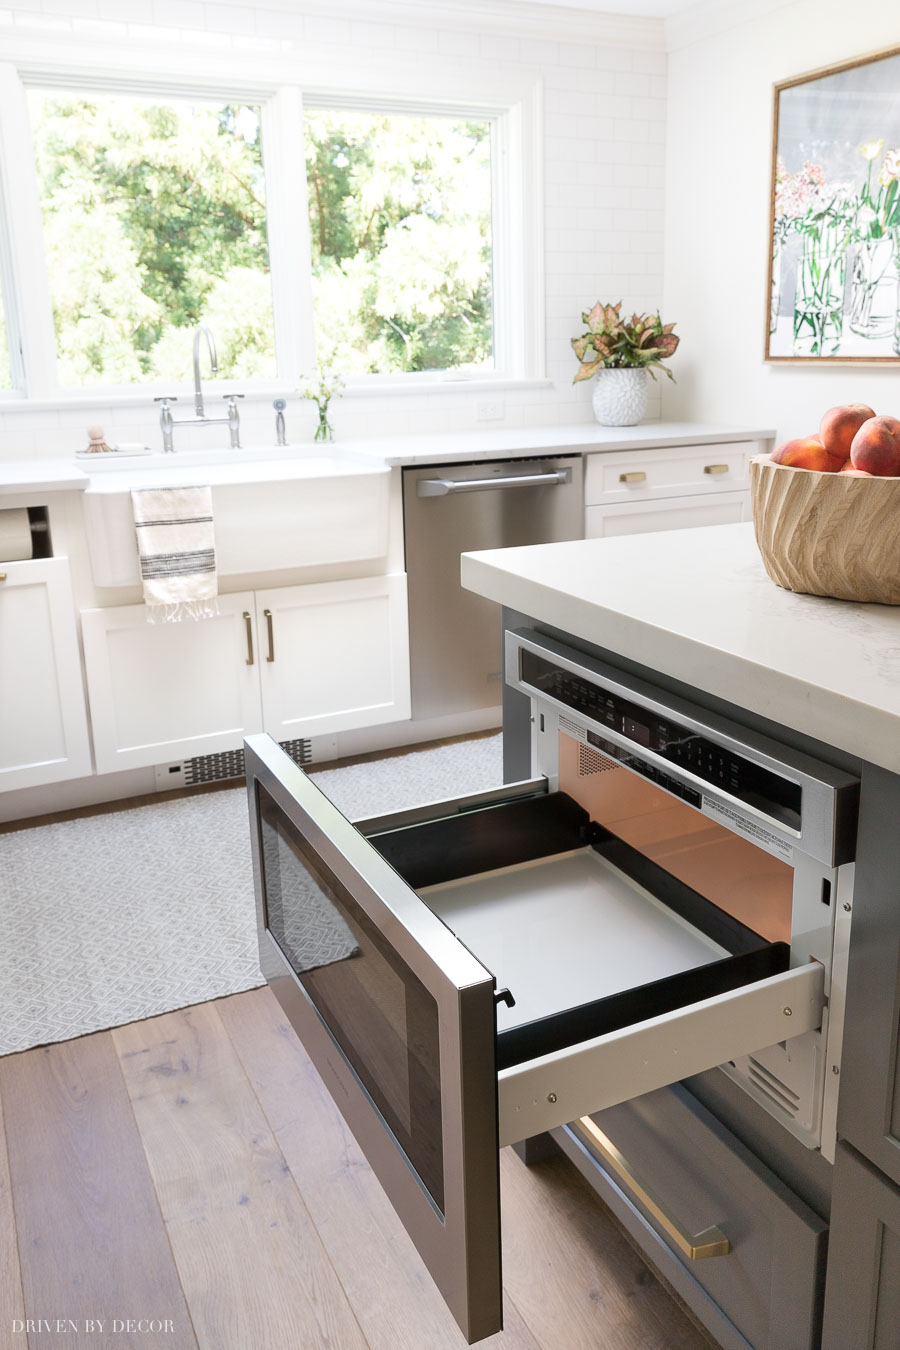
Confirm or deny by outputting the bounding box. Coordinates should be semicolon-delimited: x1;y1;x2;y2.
0;990;714;1350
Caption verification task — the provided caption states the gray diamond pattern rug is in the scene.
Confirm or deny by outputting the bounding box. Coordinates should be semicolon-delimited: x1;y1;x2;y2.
0;734;502;1057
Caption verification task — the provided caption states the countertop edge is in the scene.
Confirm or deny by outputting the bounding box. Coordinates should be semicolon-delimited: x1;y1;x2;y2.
460;548;900;775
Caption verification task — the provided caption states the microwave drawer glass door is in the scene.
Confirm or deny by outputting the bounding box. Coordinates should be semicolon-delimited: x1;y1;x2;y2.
245;734;826;1345
246;735;502;1345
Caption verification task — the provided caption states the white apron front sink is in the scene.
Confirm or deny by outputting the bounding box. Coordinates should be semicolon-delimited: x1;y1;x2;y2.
80;445;391;587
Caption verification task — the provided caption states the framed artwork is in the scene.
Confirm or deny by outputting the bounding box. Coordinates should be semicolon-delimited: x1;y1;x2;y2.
766;45;900;362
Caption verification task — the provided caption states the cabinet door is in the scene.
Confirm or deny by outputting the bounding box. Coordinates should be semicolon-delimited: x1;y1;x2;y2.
256;573;411;741
0;558;92;791
822;1143;900;1350
585;490;751;538
81;594;263;774
834;763;900;1188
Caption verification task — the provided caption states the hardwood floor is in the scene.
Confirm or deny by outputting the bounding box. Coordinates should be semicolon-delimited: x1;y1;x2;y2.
0;990;713;1350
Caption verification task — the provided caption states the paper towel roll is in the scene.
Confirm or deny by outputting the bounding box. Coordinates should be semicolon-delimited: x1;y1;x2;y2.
0;509;33;562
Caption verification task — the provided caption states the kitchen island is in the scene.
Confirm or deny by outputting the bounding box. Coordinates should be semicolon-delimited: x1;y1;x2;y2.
462;522;900;1350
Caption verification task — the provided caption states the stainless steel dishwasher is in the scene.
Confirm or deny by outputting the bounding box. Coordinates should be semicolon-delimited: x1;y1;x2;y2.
403;456;583;722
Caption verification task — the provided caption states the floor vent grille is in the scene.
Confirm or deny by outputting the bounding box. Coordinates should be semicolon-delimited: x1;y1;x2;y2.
183;738;312;786
747;1056;800;1116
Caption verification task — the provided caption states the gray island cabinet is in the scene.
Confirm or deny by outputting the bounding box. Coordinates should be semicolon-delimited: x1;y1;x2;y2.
461;522;900;1350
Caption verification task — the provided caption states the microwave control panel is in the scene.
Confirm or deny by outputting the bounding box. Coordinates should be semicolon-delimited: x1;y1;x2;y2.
519;648;801;833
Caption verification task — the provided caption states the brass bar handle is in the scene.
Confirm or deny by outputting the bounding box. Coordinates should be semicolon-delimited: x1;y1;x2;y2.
0;571;6;581
574;1117;731;1261
242;611;254;666
704;463;729;475
619;470;647;484
264;608;275;663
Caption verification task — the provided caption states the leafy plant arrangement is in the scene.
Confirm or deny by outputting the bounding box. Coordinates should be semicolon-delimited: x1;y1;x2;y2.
571;302;679;383
299;366;345;442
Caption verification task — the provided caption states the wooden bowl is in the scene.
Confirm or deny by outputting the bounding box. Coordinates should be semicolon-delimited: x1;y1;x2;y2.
749;454;900;605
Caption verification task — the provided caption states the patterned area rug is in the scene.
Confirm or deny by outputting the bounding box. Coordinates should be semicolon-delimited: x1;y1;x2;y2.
0;735;502;1057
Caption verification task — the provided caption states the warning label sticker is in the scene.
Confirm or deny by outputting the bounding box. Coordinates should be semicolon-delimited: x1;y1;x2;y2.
702;795;795;861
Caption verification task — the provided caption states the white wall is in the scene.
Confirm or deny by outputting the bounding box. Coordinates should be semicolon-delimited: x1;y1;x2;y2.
0;0;668;459
661;0;900;442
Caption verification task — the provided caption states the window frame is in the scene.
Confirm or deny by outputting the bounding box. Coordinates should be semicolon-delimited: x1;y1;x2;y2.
0;50;543;404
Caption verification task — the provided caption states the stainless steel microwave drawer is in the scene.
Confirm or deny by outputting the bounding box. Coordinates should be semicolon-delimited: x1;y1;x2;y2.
554;1085;827;1350
244;734;825;1345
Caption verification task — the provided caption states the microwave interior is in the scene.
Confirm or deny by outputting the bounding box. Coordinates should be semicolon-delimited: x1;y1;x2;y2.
366;728;795;1074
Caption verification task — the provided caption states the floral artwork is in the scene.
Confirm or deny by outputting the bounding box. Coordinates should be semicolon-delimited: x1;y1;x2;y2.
767;46;900;362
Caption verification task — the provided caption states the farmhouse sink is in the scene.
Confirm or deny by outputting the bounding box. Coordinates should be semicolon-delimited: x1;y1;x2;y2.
80;444;391;588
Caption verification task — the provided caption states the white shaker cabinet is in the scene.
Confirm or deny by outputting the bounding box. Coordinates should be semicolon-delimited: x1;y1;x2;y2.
81;593;264;775
584;440;757;539
0;557;92;790
586;491;751;538
256;574;410;741
81;574;410;775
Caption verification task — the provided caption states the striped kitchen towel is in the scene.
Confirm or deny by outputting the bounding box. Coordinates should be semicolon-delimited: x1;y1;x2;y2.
131;485;219;623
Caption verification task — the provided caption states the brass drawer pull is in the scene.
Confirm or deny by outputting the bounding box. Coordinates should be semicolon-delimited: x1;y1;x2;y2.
264;608;275;663
704;463;729;475
243;611;254;666
619;470;647;484
0;571;6;581
574;1117;731;1261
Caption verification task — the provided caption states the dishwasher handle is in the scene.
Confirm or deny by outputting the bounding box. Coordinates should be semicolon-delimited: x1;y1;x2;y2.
416;467;572;497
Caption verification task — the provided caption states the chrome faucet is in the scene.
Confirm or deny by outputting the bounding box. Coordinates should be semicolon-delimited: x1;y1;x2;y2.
154;325;243;452
193;325;218;416
273;398;287;447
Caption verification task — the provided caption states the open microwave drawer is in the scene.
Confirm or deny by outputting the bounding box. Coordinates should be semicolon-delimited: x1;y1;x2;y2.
244;733;824;1345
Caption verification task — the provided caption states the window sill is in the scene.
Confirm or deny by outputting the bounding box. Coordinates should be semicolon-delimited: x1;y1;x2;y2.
0;377;553;414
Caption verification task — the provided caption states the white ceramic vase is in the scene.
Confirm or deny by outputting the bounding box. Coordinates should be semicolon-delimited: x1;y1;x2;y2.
591;368;649;426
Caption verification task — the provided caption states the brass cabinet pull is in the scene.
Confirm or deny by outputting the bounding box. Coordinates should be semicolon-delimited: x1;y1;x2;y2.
242;611;254;666
619;470;647;483
264;608;275;663
574;1117;731;1261
0;572;6;581
704;463;729;475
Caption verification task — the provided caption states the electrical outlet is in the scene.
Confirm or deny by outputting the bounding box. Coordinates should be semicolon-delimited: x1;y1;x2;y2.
477;400;505;422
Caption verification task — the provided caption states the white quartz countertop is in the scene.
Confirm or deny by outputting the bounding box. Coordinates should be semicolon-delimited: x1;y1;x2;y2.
0;422;774;493
0;459;89;495
348;420;774;466
461;523;900;773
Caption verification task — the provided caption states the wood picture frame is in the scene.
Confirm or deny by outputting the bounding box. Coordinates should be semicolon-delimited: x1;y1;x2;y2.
766;45;900;364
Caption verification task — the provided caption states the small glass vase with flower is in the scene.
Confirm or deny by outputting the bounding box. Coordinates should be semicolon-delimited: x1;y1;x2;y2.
299;367;345;442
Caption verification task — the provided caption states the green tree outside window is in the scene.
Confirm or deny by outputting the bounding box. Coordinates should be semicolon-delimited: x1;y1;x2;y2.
29;93;275;386
305;109;494;375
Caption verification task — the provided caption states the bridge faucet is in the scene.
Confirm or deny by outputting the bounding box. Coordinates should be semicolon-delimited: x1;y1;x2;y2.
154;326;243;452
193;325;218;417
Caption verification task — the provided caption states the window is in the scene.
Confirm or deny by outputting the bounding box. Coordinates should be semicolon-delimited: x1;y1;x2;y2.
0;51;540;401
28;91;275;386
304;109;494;375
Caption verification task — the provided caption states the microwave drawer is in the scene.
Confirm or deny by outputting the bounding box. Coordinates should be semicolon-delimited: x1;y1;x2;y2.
244;734;824;1346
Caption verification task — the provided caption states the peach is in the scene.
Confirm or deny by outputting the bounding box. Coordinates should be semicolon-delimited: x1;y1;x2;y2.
839;463;873;476
771;436;844;472
819;403;876;460
849;415;900;476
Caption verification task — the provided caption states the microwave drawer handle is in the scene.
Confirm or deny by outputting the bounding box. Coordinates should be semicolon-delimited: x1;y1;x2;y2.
417;469;572;496
574;1117;731;1261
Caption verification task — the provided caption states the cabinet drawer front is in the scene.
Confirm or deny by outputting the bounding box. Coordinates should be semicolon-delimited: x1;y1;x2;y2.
585;490;750;538
585;442;756;505
556;1084;827;1350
